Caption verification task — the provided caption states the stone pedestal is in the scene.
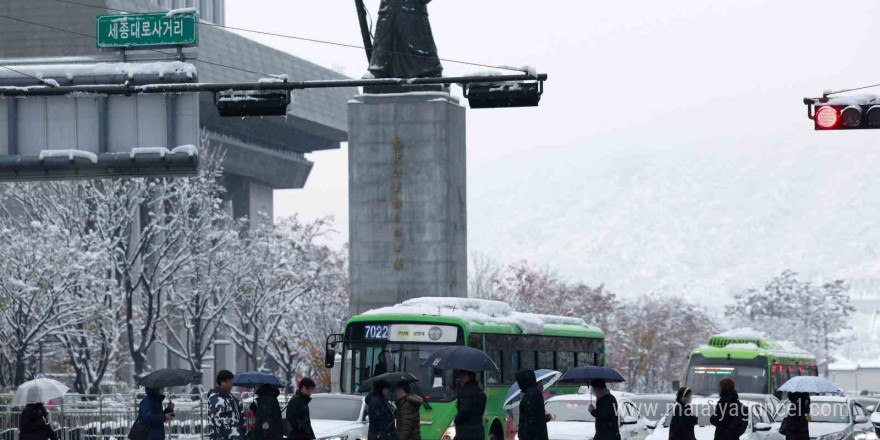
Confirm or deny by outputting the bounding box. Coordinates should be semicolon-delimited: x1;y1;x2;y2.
348;92;467;314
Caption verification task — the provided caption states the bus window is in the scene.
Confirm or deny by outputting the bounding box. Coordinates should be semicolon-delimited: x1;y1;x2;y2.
557;352;575;373
521;351;537;371
504;351;519;384
576;352;593;367
538;351;554;370
487;350;502;385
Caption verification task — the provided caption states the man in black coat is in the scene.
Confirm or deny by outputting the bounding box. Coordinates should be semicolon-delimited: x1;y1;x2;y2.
588;379;621;440
251;384;283;440
454;371;486;440
367;380;396;440
515;369;549;440
709;379;747;440
286;377;317;440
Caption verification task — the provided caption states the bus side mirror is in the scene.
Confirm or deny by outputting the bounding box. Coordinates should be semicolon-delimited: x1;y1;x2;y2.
325;349;336;369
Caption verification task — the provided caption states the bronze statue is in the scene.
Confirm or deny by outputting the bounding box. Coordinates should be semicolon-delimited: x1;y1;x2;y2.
356;0;443;80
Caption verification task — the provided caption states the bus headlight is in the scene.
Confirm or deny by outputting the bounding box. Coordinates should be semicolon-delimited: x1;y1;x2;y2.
441;425;456;440
819;432;846;440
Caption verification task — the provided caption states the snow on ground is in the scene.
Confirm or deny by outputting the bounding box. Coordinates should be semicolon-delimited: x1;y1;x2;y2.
364;297;586;334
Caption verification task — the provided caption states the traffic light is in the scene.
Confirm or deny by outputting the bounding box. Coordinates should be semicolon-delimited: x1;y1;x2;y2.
804;97;880;130
464;80;543;109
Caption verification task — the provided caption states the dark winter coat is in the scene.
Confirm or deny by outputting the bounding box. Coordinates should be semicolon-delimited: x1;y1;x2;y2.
138;391;173;440
779;393;810;440
251;386;283;440
19;403;53;440
285;391;315;440
515;370;548;440
208;387;245;440
395;394;423;440
589;391;621;440
367;389;396;440
368;0;443;79
668;402;697;440
709;390;746;440
453;381;486;440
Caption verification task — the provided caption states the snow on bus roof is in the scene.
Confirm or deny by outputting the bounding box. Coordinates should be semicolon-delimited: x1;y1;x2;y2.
717;327;767;339
363;297;588;335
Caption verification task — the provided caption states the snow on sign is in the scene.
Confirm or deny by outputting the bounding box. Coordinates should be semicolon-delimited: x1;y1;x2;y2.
96;11;198;49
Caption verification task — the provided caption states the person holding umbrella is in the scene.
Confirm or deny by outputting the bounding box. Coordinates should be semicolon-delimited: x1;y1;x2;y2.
13;378;68;440
367;380;396;440
588;379;620;440
394;382;424;440
454;371;486;440
515;368;549;440
779;392;810;440
138;388;175;440
251;383;283;440
19;401;57;440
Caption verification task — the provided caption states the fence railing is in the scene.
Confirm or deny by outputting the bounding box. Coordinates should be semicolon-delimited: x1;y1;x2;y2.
0;393;263;440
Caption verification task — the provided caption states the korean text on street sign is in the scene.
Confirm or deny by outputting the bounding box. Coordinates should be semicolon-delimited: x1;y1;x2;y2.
96;12;198;49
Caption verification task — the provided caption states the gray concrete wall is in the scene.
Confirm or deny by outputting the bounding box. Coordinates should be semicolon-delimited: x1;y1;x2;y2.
348;92;467;314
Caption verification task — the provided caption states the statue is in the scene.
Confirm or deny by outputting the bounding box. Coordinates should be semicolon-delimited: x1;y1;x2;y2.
356;0;443;80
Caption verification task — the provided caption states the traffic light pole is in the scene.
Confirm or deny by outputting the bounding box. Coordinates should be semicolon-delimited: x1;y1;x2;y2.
0;73;547;97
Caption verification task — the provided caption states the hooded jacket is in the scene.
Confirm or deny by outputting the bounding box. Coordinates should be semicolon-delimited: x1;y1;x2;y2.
668;400;697;440
515;369;548;440
138;390;173;440
251;386;283;440
589;390;620;440
395;394;424;440
779;393;810;440
208;387;245;440
709;390;746;440
367;387;396;440
19;403;52;440
454;380;487;440
286;390;316;440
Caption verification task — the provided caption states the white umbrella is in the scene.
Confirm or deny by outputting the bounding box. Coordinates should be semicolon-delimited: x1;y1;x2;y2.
12;378;70;406
777;376;841;394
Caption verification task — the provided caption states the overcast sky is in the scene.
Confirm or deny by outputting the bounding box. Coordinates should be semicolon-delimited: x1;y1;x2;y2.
226;0;880;301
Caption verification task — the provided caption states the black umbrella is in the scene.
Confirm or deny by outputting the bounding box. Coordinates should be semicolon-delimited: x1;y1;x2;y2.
138;368;199;389
422;346;500;373
359;372;419;393
558;366;625;384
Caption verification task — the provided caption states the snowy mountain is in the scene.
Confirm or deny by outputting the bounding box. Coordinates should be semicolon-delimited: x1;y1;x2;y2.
468;137;880;307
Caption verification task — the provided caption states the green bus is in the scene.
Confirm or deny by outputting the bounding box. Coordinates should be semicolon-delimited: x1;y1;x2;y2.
325;298;605;440
683;330;818;398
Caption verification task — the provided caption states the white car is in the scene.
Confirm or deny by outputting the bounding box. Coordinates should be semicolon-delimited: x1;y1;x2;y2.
305;394;369;440
545;393;653;440
870;403;879;438
772;396;874;440
647;397;778;440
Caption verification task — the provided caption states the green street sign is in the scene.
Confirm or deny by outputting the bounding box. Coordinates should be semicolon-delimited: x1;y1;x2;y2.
96;11;198;49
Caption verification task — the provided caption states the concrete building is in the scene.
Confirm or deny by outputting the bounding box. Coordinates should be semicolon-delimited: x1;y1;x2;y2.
0;0;353;387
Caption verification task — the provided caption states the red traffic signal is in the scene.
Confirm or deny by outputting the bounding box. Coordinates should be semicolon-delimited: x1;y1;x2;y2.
805;97;880;130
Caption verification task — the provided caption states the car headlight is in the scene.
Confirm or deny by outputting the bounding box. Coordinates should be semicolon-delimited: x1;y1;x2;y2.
319;436;349;440
441;425;456;440
819;432;847;440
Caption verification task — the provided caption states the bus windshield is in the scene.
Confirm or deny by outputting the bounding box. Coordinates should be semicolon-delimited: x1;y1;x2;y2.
685;355;769;395
343;342;458;402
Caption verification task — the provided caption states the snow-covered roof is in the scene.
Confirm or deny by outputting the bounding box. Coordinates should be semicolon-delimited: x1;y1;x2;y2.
363;297;592;335
702;328;814;359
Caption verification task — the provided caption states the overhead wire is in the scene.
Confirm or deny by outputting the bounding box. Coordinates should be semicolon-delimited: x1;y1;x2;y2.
48;0;527;72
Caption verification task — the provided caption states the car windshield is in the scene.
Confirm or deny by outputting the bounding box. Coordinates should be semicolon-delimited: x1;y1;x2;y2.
309;397;363;421
546;400;596;422
775;401;849;424
630;399;675;421
343;342;457;402
662;404;714;428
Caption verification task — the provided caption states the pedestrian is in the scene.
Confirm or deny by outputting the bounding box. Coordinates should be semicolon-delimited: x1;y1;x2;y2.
588;379;620;440
779;392;810;440
394;382;423;440
286;377;317;440
138;388;175;440
709;378;747;440
453;371;486;440
250;384;283;440
516;369;549;440
19;402;57;440
367;380;397;440
669;387;697;440
208;370;245;440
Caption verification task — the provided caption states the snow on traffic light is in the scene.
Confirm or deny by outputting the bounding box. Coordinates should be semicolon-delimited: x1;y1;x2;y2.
804;96;880;130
